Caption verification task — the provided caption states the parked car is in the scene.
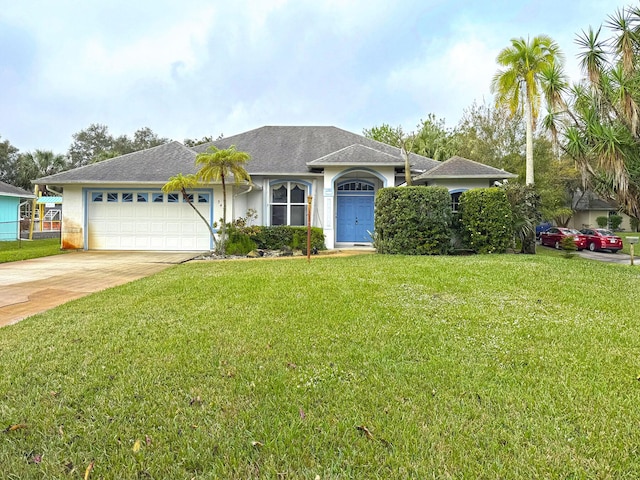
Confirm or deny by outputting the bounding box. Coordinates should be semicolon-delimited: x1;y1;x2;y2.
535;222;553;240
539;227;587;250
579;228;623;253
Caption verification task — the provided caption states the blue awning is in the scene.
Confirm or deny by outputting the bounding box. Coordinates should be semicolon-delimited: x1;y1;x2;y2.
36;196;62;204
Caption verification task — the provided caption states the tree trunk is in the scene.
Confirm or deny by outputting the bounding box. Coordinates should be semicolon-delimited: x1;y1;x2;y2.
401;145;412;186
525;96;535;186
181;188;218;251
220;174;227;256
521;230;536;254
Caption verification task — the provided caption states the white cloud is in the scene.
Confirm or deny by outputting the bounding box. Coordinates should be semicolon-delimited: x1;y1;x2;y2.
386;31;498;128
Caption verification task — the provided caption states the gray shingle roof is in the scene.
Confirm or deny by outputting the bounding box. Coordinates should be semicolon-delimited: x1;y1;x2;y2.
307;144;402;167
34;141;198;185
32;126;517;186
194;126;441;174
0;180;35;198
413;156;518;180
573;190;617;211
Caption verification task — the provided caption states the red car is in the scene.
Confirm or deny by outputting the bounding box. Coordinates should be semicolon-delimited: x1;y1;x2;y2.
579;228;623;253
539;227;587;250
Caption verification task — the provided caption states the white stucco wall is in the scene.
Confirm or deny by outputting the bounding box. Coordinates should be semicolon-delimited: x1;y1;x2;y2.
570;210;633;231
321;166;394;249
59;185;84;249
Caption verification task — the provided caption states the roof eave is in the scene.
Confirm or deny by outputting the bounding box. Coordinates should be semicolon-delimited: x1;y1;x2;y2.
417;174;518;180
0;192;36;199
306;162;402;167
250;171;325;177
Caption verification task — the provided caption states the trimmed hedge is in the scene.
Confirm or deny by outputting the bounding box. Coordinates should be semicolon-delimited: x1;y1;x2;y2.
459;188;512;254
374;186;452;255
252;226;326;251
609;214;623;230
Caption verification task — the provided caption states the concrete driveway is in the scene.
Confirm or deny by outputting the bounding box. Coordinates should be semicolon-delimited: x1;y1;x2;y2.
0;251;200;327
577;249;639;265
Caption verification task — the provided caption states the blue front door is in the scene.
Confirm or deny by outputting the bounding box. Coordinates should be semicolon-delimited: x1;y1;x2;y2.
337;195;374;243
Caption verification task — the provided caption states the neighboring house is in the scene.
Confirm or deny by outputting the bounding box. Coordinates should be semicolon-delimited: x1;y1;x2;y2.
34;126;517;251
569;190;634;231
34;196;63;232
0;180;35;241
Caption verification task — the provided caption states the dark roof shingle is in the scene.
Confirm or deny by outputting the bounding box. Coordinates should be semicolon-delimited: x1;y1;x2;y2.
35;141;198;184
195;126;441;174
0;180;35;198
414;156;518;180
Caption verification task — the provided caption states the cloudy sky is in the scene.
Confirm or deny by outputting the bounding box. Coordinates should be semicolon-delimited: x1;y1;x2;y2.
0;0;633;154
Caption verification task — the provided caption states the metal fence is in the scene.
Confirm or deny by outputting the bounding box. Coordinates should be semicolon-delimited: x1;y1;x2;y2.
0;220;61;242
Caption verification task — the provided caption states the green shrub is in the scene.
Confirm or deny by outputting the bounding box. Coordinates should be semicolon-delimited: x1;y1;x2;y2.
609;214;623;230
253;226;326;251
502;183;541;254
560;235;578;258
631;217;640;232
374;186;452;255
226;229;257;255
596;216;609;228
459;188;513;254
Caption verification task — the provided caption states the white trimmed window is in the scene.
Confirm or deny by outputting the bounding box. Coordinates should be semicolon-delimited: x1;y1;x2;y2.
270;182;307;226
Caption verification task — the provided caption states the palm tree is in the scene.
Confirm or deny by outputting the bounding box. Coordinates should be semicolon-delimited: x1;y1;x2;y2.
491;35;565;185
562;6;640;219
17;150;68;192
162;173;218;251
195;145;252;255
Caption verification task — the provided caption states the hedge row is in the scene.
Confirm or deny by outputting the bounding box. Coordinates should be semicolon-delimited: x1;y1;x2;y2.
374;186;514;255
459;188;512;254
374;186;452;255
226;225;326;255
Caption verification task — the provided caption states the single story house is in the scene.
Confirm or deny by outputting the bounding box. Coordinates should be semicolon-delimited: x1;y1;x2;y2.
0;180;35;241
35;126;517;251
569;190;634;231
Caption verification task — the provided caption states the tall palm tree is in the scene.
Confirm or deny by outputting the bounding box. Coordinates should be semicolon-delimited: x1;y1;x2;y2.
563;6;640;219
491;35;565;185
196;145;252;255
162;173;218;251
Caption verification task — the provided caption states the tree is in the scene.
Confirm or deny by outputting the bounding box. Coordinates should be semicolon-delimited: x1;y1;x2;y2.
16;150;68;192
113;127;169;155
183;133;223;147
363;123;416;184
195;145;252;255
412;114;458;161
363;119;457;184
362;124;403;147
560;6;640;219
68;124;114;168
453;102;526;172
491;35;565;185
0;135;20;185
162;173;218;250
68;124;169;167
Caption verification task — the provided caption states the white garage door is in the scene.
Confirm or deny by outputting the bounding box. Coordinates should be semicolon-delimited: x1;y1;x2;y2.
88;190;212;251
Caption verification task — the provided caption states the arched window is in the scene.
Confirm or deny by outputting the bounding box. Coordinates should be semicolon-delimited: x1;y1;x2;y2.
271;182;308;226
337;181;374;192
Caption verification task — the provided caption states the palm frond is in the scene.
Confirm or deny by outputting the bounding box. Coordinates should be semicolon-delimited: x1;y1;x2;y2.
605;7;637;75
575;27;606;87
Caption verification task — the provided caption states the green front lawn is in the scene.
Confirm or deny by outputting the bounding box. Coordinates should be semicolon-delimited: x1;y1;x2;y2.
0;238;66;263
1;254;640;478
